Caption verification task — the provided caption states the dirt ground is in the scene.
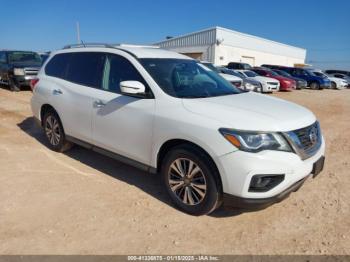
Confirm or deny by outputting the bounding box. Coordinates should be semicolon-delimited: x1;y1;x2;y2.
0;86;349;255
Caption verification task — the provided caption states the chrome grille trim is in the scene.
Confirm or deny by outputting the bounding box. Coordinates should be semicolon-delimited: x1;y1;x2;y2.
283;121;322;160
24;67;39;76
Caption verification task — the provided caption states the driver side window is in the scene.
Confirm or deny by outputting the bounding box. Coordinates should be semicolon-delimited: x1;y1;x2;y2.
102;54;150;95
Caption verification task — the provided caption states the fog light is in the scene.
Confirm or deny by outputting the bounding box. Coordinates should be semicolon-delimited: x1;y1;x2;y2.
249;175;284;192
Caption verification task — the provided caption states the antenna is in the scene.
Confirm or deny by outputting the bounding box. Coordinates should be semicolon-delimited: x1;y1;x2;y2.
76;22;81;44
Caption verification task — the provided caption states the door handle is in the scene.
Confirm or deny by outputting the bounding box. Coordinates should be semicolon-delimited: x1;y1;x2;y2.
53;89;63;95
93;100;106;108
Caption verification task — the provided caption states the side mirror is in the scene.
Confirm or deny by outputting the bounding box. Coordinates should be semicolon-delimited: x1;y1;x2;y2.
120;81;145;96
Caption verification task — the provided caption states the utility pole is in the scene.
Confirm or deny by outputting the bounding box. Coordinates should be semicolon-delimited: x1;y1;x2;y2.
76;22;81;44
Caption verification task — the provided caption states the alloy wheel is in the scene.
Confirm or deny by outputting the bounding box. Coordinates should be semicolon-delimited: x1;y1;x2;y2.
45;115;61;146
168;158;207;205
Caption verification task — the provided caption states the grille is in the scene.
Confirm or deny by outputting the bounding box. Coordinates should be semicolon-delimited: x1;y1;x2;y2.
267;82;278;85
285;121;322;160
24;68;39;76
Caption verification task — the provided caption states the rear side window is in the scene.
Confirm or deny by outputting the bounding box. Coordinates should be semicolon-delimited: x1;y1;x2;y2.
45;53;71;78
66;52;105;88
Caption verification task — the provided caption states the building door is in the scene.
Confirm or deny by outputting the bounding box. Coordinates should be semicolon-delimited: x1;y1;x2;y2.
241;56;255;66
182;52;203;60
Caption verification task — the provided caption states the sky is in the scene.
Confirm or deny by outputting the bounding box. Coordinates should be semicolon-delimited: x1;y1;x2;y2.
1;0;349;70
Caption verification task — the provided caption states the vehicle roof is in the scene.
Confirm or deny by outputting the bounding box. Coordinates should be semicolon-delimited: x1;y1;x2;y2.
55;44;192;60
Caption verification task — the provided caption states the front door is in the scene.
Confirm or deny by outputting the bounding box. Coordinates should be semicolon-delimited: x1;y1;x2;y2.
92;53;155;165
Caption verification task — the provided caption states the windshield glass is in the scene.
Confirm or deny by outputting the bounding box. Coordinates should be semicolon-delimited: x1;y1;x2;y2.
8;51;42;64
140;59;242;98
219;68;243;78
311;71;327;78
244;71;259;77
274;70;291;77
201;62;219;73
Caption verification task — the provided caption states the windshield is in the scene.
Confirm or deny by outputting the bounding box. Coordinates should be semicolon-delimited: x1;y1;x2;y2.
201;62;219;73
274;70;291;77
219;68;243;78
140;59;242;98
311;71;327;78
8;51;42;64
244;70;259;77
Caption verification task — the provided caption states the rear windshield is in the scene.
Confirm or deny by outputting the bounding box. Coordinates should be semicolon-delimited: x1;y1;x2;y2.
8;51;42;64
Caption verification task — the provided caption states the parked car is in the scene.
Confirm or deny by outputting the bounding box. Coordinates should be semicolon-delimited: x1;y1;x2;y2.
216;67;262;92
324;69;350;78
310;70;347;90
251;67;296;91
201;62;243;89
226;62;252;70
325;72;350;87
31;44;325;215
38;52;50;65
235;70;280;93
0;50;41;91
278;67;331;90
272;69;307;89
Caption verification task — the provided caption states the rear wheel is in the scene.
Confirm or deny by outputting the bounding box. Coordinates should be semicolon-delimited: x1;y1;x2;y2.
161;145;221;215
331;82;337;89
43;110;72;152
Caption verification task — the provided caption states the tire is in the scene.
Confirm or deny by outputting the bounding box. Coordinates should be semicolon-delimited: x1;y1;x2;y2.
9;78;20;92
310;82;320;90
331;82;337;89
161;145;222;216
43;110;72;152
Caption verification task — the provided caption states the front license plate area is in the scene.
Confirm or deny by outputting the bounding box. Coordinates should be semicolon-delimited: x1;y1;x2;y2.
312;156;325;178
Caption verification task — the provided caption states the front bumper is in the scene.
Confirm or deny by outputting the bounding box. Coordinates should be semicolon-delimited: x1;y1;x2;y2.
223;176;307;210
216;136;325;205
13;75;37;86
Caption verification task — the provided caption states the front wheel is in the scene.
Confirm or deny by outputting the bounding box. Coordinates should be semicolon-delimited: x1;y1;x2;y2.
161;145;221;215
9;78;20;92
310;82;320;90
331;82;337;89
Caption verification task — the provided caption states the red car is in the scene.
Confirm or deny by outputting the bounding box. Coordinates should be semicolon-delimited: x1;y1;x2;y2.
251;68;296;91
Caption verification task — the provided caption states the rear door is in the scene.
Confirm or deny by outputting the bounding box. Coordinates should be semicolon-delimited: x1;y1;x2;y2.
91;52;155;165
44;52;106;143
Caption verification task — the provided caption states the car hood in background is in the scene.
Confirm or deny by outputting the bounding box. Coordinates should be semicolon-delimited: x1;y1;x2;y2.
182;92;315;132
220;73;242;82
252;76;279;84
10;62;42;68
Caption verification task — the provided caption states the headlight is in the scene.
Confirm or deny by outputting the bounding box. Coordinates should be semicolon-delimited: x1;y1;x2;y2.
244;82;255;89
13;68;25;76
219;128;292;153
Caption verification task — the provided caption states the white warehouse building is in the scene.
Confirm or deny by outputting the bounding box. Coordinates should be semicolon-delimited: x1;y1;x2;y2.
154;26;306;67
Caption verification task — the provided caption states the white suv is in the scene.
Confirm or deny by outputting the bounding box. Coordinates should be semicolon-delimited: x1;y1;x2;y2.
31;44;325;215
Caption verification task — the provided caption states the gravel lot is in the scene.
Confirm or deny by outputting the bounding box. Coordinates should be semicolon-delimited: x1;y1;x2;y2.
0;87;349;255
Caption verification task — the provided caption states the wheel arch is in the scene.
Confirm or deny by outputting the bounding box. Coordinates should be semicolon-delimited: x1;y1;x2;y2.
40;104;59;126
156;139;223;193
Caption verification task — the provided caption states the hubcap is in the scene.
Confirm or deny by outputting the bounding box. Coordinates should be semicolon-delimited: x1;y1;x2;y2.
45;115;61;146
168;158;207;206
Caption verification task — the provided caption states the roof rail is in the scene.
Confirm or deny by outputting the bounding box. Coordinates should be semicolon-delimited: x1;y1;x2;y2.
63;43;118;49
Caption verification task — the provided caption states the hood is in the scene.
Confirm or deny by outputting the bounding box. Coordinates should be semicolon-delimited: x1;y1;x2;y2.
10;61;41;68
182;92;316;132
269;75;293;82
220;73;242;82
252;76;279;83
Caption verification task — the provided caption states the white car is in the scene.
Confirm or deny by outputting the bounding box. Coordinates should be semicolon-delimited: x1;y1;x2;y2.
31;44;325;215
311;70;347;90
201;62;243;89
235;70;280;93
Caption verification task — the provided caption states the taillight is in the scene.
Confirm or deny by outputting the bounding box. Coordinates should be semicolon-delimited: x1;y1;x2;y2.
30;78;39;91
